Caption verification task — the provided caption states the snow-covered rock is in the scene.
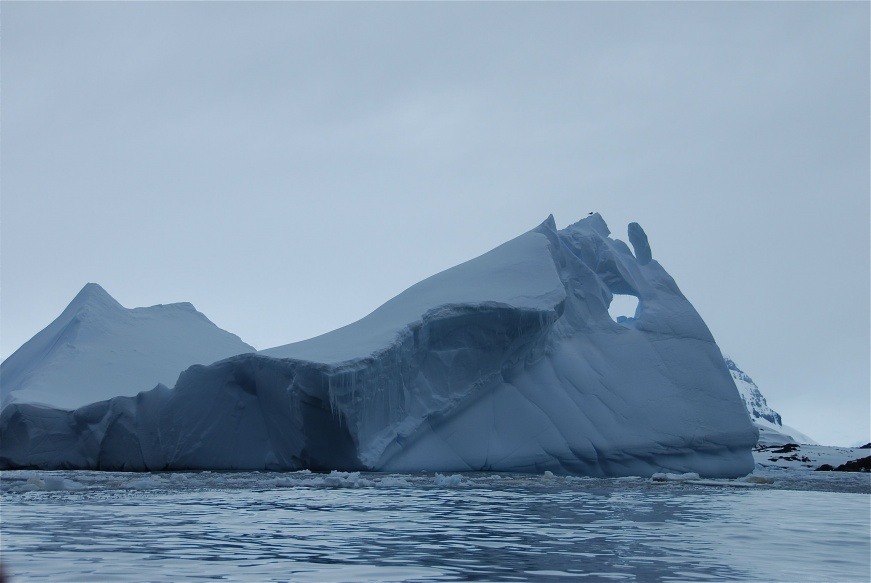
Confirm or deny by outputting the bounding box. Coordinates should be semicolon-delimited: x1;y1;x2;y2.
753;442;870;472
0;215;758;477
0;283;254;410
725;357;817;445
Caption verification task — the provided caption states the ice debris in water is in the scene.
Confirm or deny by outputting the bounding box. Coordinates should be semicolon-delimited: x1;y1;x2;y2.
651;472;702;482
23;476;85;491
434;473;469;487
126;475;166;490
740;475;775;485
377;475;412;488
311;471;373;489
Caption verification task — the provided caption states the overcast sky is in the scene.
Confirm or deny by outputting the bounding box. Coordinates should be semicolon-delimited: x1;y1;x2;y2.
2;2;868;446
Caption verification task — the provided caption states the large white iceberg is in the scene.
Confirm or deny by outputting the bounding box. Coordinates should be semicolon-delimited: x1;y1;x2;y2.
0;214;758;476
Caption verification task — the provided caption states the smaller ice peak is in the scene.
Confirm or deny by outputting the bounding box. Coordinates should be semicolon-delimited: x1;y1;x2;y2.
2;283;255;411
627;223;652;265
67;284;200;316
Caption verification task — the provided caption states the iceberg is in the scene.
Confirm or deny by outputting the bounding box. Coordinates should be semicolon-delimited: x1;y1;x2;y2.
0;214;757;476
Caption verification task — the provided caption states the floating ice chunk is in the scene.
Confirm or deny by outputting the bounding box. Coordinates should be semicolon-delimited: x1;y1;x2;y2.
434;473;469;487
263;477;296;488
313;471;373;489
377;475;412;488
651;472;702;482
46;476;85;491
126;476;164;490
24;477;45;491
741;475;775;485
23;475;86;491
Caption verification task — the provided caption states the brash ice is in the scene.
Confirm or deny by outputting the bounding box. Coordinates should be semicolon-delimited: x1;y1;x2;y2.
0;214;758;476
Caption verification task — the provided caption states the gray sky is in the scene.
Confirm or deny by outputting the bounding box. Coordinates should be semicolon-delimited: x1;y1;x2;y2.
2;2;868;446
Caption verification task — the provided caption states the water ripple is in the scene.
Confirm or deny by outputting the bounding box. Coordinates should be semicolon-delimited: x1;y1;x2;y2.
1;470;869;582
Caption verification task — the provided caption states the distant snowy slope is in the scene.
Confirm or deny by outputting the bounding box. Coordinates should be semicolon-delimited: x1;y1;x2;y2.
724;356;817;445
725;356;782;426
0;283;254;410
754;420;818;446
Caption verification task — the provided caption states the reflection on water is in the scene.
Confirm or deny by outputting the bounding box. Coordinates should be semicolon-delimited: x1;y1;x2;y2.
1;471;869;582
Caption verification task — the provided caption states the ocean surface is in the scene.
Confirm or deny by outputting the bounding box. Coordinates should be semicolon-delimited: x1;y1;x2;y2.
1;469;869;582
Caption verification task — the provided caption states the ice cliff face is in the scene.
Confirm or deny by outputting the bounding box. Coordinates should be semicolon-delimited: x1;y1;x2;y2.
0;215;758;476
0;283;255;410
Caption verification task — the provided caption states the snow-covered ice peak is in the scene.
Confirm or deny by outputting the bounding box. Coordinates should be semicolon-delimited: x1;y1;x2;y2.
724;356;817;445
0;283;255;410
724;356;782;426
1;215;759;477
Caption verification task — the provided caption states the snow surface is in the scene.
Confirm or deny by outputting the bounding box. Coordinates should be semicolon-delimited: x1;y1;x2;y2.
753;442;870;473
754;419;818;446
0;215;758;477
0;283;255;410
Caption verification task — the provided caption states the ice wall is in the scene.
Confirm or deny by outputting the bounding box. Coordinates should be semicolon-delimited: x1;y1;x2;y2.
0;215;757;476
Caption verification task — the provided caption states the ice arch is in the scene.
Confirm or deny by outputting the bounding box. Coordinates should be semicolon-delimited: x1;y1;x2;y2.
608;293;639;323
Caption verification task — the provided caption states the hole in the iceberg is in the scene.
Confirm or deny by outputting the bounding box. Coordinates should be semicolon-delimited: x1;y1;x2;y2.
608;293;639;324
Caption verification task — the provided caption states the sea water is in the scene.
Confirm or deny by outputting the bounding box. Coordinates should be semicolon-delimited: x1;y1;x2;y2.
1;470;868;582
